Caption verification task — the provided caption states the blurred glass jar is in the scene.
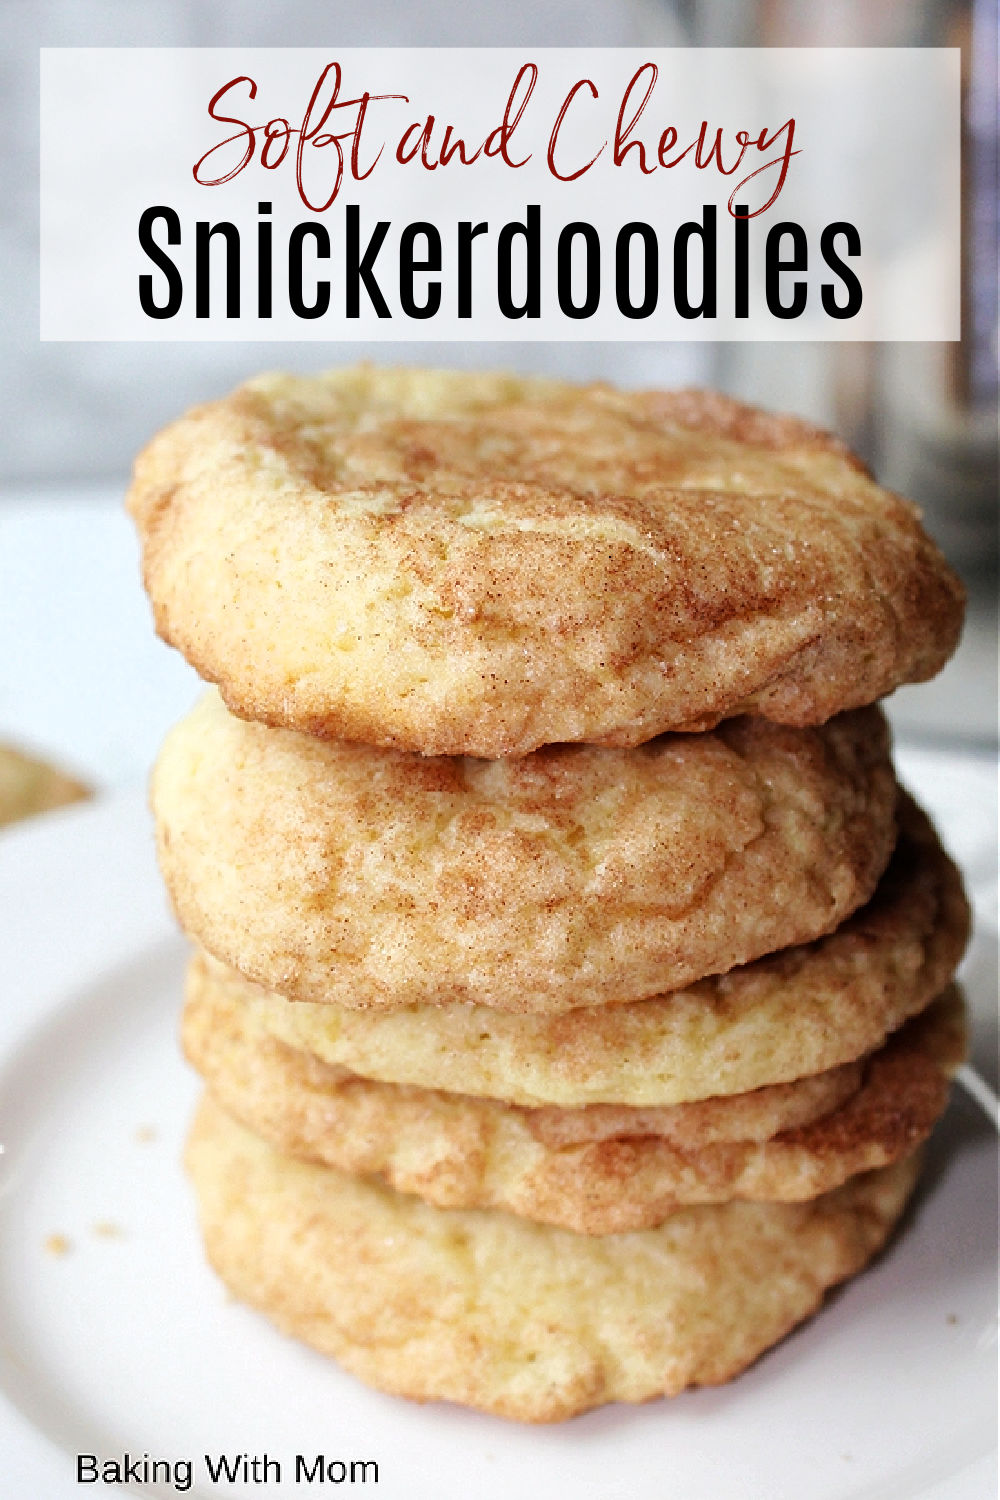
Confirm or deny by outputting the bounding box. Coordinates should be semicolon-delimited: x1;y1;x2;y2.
686;0;998;579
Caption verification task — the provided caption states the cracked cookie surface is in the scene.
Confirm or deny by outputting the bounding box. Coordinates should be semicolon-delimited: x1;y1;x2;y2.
155;692;897;1012
197;796;968;1104
128;367;964;757
186;1094;923;1421
185;976;963;1234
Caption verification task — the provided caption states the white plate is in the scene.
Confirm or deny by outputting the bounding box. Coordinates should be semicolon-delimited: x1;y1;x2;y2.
0;781;996;1500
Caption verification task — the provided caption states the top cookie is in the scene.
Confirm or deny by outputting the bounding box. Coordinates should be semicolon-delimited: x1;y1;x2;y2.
128;367;964;757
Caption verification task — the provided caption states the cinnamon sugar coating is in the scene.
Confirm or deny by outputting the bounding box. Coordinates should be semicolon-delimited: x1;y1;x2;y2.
128;368;964;757
153;692;898;1013
208;796;968;1105
184;973;963;1234
186;1095;922;1421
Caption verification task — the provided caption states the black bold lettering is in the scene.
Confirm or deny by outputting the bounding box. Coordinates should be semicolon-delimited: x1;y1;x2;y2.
399;222;442;319
345;206;391;318
673;205;717;318
195;220;240;318
257;201;272;318
733;201;749;318
764;221;808;318
820;222;862;318
288;223;331;318
497;205;540;319
615;221;658;318
138;206;183;318
557;221;600;319
457;221;488;318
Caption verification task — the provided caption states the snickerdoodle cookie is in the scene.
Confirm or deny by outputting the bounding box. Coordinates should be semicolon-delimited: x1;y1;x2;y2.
186;1094;923;1421
154;692;897;1012
187;796;968;1105
184;975;963;1234
128;368;963;757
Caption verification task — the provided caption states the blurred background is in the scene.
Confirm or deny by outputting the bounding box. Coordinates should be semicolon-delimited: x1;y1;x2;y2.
1;0;997;792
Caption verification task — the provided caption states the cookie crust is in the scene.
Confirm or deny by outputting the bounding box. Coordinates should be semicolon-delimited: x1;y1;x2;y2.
184;978;962;1234
186;1095;923;1422
204;796;969;1105
129;368;964;757
154;693;898;1012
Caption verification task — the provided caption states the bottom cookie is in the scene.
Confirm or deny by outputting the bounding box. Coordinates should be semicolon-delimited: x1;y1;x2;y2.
186;1095;922;1422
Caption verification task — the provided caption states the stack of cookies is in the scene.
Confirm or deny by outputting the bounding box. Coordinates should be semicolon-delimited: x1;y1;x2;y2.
129;368;969;1422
